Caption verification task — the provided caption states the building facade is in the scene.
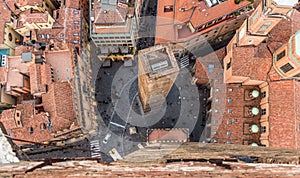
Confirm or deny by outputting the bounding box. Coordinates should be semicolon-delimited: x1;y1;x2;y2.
208;0;300;148
155;0;257;57
138;45;179;112
90;0;137;61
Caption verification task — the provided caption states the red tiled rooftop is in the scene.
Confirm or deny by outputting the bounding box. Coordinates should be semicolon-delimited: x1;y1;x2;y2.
65;0;80;9
148;128;189;143
194;59;209;85
231;44;273;81
45;50;74;82
17;9;49;28
42;82;76;132
211;84;261;145
268;80;300;149
190;0;250;28
37;7;81;51
155;0;252;44
0;102;52;145
29;63;52;94
6;56;30;91
94;7;127;25
230;9;300;82
0;1;11;44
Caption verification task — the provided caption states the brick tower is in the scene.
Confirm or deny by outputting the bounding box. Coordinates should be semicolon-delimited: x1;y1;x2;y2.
138;45;179;112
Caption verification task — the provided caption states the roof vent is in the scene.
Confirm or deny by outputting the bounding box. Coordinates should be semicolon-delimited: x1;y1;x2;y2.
179;8;185;12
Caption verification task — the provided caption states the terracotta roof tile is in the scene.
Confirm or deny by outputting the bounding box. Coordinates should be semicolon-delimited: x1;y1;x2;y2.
37;7;81;50
190;0;251;28
0;1;11;44
29;63;52;94
211;84;261;145
94;8;127;25
45;50;74;82
65;0;80;9
148;129;189;143
268;80;300;149
194;59;209;85
155;0;252;44
42;82;76;132
17;10;49;28
6;56;30;92
0;102;52;145
231;44;273;81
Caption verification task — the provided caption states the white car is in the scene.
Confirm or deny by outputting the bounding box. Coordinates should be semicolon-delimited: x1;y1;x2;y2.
103;133;111;144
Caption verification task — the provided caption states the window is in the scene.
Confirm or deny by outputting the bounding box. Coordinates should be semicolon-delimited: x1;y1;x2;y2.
250;11;259;25
56;69;59;73
232;119;237;123
280;63;294;73
164;5;173;12
261;108;266;115
73;10;79;14
66;68;69;72
257;22;272;33
73;32;79;36
228;109;233;114
227;121;232;124
261;126;266;133
293;73;300;77
41;123;46;130
217;16;223;22
226;140;231;144
8;33;12;41
74;20;79;24
260;91;266;98
211;131;217;135
228;98;233;102
16;113;20;117
227;132;231;136
212;120;218;124
226;58;232;70
276;50;286;61
29;127;34;134
210;139;218;143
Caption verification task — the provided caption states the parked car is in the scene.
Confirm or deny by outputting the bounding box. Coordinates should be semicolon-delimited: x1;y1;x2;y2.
103;133;112;144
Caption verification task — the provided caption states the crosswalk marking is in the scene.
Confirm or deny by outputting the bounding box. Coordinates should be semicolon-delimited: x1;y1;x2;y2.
90;140;101;158
110;121;125;129
177;56;189;69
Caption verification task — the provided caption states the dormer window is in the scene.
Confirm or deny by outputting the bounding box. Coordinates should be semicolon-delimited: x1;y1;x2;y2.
280;63;294;73
276;50;286;61
257;22;272;33
29;127;34;134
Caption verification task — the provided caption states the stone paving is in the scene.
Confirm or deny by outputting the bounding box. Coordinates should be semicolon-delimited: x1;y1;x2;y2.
93;58;209;160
